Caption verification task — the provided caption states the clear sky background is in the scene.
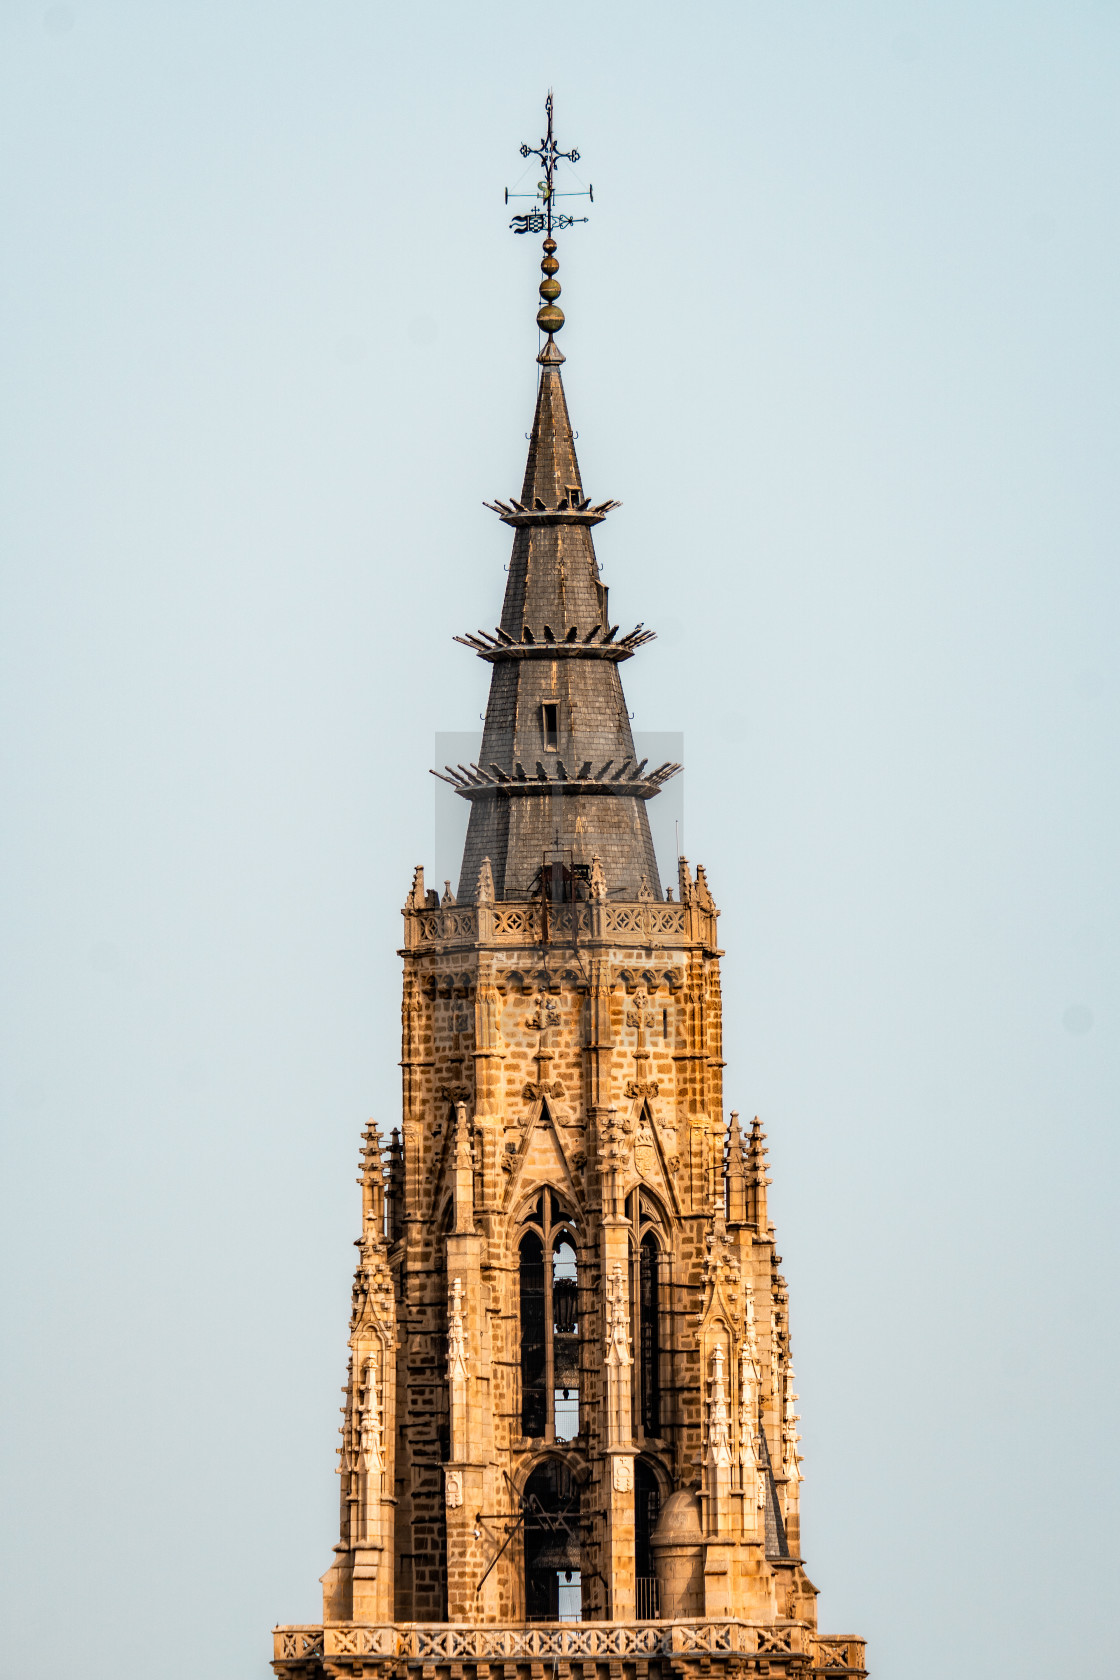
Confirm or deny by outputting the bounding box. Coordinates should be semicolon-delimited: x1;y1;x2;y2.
1;3;1117;1676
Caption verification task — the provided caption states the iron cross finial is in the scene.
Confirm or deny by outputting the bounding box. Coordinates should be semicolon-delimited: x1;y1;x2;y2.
504;93;592;342
505;91;592;240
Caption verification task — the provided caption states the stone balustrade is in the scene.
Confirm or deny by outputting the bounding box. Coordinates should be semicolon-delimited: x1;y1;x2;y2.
273;1620;866;1672
404;901;705;952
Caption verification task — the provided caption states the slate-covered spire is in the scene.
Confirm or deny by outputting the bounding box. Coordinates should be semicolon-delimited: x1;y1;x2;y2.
445;248;681;904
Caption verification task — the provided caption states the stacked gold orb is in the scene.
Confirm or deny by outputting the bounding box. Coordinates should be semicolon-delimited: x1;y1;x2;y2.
536;237;564;334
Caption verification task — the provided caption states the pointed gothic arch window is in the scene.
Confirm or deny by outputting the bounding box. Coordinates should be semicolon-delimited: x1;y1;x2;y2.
634;1457;662;1619
625;1189;666;1440
523;1456;581;1622
639;1232;660;1436
518;1189;580;1440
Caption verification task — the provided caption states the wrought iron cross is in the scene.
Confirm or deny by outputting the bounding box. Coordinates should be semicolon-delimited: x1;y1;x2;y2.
506;91;591;236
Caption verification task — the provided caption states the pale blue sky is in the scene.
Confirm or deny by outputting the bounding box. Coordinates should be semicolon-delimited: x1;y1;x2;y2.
2;4;1118;1677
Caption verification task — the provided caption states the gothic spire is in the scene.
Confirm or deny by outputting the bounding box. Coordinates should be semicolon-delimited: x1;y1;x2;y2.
442;102;681;905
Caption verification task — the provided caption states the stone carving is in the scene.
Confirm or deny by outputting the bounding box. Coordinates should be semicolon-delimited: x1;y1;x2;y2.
633;1117;656;1177
756;1628;795;1655
274;1620;852;1664
744;1292;760;1376
707;1345;732;1468
783;1365;802;1485
359;1349;384;1477
757;1473;768;1509
605;1262;632;1365
625;1078;660;1100
444;1469;463;1508
276;1629;326;1660
597;1109;632;1176
613;1454;634;1492
625;988;656;1034
522;1078;565;1101
448;1277;469;1378
738;1340;756;1480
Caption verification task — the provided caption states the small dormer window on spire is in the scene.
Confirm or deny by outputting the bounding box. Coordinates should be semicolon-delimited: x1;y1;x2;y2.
542;703;560;750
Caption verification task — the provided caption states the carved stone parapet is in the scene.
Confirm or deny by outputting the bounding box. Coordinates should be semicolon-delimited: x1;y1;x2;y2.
273;1621;866;1674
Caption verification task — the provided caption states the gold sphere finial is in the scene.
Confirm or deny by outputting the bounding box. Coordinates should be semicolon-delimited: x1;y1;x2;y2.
536;236;564;334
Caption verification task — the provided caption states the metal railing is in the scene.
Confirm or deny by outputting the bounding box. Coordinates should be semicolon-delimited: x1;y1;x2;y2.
635;1577;660;1620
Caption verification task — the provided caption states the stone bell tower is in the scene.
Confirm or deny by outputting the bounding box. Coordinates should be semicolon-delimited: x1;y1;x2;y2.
273;96;867;1680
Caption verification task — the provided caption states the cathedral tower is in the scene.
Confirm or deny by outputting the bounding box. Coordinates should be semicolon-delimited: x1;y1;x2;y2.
273;98;867;1680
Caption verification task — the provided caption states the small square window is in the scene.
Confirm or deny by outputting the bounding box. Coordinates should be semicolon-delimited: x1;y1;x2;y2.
542;704;559;749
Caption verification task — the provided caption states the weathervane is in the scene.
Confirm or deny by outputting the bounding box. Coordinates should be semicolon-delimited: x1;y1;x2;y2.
505;93;591;340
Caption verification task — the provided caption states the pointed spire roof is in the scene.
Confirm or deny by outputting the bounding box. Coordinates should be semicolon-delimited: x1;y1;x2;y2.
449;245;678;904
520;340;580;508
